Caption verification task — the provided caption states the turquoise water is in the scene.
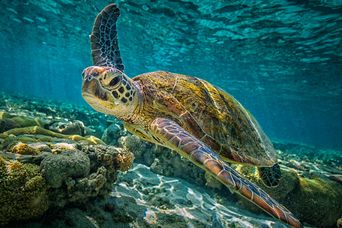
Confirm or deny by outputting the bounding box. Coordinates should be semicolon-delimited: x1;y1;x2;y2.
1;0;341;149
0;0;342;149
0;1;341;227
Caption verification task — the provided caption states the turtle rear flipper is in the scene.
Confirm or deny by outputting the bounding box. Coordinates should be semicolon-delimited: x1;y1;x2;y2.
90;4;125;71
150;118;301;228
258;163;282;187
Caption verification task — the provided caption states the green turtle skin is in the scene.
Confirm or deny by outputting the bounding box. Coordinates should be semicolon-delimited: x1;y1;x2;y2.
81;4;301;227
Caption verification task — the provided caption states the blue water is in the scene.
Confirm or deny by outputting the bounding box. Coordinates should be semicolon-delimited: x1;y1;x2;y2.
0;0;341;149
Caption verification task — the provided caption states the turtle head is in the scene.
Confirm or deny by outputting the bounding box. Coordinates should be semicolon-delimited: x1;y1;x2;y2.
82;66;140;120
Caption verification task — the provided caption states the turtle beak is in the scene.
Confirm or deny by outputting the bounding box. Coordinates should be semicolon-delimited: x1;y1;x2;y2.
82;76;97;96
82;66;101;95
82;76;109;101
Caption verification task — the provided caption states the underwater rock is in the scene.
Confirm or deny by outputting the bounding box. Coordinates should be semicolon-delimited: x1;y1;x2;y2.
101;122;127;145
274;141;342;171
0;111;46;134
27;142;52;153
329;174;342;184
0;93;111;139
40;150;90;188
45;144;134;208
0;119;20;133
0;142;134;224
49;120;85;136
81;144;134;173
236;166;342;227
11;142;40;155
0;113;134;225
0;111;12;119
119;135;206;186
119;135;151;163
0;157;49;225
286;176;342;227
0;126;105;145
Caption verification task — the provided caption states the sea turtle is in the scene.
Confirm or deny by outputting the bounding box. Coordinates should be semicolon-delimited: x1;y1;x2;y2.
82;4;301;227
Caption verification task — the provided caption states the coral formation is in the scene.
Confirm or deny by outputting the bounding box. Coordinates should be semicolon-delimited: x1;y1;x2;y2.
0;157;49;225
46;145;133;208
101;123;127;145
49;120;85;136
0;126;104;145
0;137;133;225
11;142;40;155
41;150;90;188
0;95;134;225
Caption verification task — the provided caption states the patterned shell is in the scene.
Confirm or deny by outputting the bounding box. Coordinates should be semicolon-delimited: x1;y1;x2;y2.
132;71;277;167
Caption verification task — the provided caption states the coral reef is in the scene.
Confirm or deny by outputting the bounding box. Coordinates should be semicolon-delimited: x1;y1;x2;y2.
0;94;134;225
41;150;90;188
47;145;133;208
101;123;127;145
0;137;133;225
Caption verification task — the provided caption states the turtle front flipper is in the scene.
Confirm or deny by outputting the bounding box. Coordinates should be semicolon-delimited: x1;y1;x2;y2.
90;4;125;71
150;118;302;228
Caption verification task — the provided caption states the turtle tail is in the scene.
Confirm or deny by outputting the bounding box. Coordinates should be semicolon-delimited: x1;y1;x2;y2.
258;163;282;187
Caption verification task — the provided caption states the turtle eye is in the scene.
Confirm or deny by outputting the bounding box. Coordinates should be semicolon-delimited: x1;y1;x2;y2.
109;76;121;87
92;71;99;77
85;75;93;81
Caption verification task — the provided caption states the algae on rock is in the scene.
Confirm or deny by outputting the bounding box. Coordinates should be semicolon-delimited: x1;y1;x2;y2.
236;166;342;227
0;113;133;225
286;176;342;227
41;150;90;188
0;157;49;225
